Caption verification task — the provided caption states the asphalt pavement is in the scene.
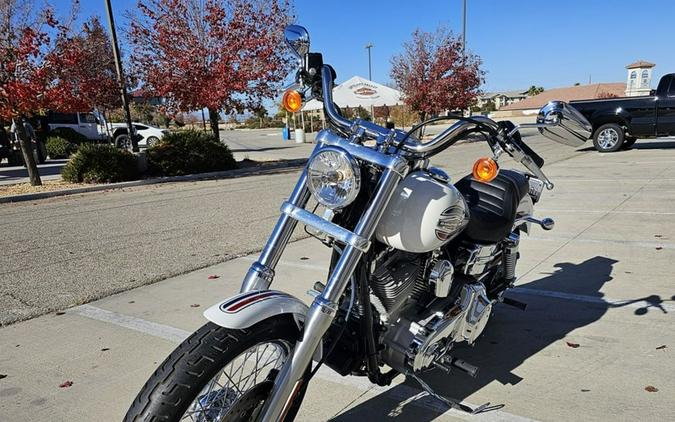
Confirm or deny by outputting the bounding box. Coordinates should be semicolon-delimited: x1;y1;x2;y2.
1;135;675;420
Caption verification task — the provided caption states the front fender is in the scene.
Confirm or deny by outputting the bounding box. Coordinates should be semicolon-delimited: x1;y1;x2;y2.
203;290;309;330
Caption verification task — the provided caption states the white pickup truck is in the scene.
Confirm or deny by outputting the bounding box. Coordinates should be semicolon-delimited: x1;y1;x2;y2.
46;111;168;147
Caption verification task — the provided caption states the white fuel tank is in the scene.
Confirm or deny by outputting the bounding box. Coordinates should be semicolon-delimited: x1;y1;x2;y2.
375;170;469;253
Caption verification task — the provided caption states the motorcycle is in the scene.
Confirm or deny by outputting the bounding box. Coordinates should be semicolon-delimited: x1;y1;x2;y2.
125;25;593;421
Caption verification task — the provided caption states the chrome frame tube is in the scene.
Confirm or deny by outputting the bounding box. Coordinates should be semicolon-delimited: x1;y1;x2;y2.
259;166;406;421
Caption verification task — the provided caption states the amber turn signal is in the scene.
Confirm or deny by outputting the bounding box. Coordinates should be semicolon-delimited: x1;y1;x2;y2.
472;157;499;183
282;89;303;113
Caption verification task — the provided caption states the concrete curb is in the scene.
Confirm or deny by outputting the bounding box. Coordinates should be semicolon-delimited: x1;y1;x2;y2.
0;158;307;204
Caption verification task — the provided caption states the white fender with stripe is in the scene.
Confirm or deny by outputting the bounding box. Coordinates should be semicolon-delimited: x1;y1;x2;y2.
203;290;309;330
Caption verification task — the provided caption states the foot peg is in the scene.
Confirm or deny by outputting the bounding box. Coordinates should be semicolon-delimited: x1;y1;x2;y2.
502;296;528;311
434;356;480;378
517;216;555;231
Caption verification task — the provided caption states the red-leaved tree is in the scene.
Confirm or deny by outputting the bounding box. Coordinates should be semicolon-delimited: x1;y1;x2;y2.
128;0;293;141
0;1;120;185
390;27;484;123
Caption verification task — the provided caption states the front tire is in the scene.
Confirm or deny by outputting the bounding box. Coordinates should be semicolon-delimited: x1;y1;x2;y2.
593;123;624;152
124;316;306;422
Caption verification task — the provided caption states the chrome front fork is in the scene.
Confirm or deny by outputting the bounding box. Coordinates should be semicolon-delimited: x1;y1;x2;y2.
239;137;406;420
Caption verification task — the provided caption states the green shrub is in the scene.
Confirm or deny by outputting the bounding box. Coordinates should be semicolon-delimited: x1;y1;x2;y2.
46;136;77;159
62;144;139;183
146;130;237;176
48;127;90;144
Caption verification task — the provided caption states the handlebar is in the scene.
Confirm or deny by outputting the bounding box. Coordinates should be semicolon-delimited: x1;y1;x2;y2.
318;64;552;187
319;65;498;156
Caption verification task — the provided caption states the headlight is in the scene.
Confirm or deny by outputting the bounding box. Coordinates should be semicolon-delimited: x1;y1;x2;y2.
307;147;361;209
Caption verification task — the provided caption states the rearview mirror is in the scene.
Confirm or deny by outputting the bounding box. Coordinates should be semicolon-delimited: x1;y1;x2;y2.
536;101;592;147
284;25;310;62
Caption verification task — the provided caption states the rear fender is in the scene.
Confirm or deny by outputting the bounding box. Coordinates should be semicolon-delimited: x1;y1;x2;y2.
590;109;631;131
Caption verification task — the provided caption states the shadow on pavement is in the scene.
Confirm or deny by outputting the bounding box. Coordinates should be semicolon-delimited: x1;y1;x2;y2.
631;140;675;150
330;256;672;421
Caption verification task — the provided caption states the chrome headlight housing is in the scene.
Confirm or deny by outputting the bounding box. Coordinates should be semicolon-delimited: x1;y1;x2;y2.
307;147;361;209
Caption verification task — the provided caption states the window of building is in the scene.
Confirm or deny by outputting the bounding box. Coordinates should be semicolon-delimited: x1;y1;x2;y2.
641;70;649;87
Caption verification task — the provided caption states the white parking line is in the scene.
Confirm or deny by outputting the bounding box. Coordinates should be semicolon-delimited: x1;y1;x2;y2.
527;235;675;250
537;208;675;216
71;304;190;343
70;303;538;421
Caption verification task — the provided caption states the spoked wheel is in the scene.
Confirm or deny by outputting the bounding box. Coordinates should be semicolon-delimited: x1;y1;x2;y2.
125;316;307;422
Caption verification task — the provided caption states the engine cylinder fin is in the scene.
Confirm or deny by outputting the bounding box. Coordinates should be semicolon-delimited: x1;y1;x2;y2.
370;251;423;313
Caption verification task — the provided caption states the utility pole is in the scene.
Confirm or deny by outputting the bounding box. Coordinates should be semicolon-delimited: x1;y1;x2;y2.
105;0;138;152
365;43;374;120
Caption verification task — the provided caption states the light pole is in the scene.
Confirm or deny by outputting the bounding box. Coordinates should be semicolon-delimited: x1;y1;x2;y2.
462;0;467;54
365;43;374;119
365;43;373;80
104;0;138;152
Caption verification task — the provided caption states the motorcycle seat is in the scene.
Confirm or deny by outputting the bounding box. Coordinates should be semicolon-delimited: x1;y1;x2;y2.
454;170;529;244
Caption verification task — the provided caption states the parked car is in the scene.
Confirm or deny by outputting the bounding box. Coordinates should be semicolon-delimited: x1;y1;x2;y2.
109;123;168;148
570;73;675;152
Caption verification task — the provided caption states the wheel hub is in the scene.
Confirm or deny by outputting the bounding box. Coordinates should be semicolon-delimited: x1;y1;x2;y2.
598;128;619;149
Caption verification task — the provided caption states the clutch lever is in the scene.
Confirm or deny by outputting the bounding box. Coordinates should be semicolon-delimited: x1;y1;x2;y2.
502;139;554;190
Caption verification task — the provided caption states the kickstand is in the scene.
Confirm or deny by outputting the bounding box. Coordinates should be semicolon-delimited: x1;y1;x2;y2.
408;372;503;415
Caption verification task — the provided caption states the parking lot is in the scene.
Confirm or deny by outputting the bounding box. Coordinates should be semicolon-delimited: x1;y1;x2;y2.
1;136;674;421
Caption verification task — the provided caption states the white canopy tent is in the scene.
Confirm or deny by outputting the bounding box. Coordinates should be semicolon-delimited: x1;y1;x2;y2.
302;76;403;111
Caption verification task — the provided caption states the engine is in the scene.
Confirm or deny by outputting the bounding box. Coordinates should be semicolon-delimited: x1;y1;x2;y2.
370;249;493;374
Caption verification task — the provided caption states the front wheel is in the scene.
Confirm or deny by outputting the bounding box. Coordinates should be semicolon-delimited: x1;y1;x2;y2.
124;316;306;422
593;123;624;152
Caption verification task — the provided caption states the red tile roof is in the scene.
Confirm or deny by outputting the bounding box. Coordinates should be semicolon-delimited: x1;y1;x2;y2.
499;83;626;111
626;60;655;69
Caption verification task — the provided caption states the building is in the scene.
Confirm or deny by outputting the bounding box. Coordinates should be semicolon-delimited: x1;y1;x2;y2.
476;89;529;110
625;60;655;97
130;89;165;106
494;82;626;117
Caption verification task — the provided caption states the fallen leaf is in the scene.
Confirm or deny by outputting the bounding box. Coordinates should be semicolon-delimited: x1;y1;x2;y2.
580;389;590;392
645;386;658;392
656;345;667;350
128;300;135;304
655;247;663;251
300;257;309;260
101;348;110;352
207;275;220;280
55;311;65;316
566;341;580;348
0;374;7;379
190;304;200;308
59;381;73;388
654;234;663;238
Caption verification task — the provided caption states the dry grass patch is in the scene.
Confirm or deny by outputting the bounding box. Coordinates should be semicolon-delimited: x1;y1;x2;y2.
0;180;98;197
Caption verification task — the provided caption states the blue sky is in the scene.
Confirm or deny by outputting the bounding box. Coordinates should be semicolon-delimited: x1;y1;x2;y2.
60;0;675;92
